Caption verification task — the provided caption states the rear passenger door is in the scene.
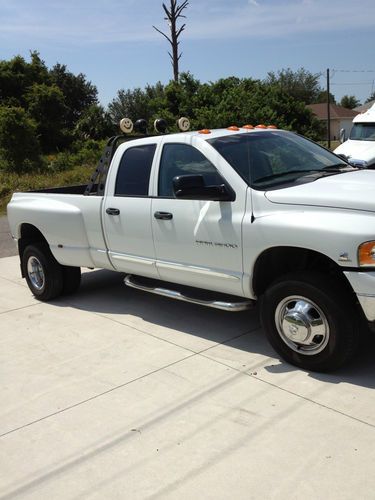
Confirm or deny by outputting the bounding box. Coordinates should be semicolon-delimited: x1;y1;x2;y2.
103;142;159;277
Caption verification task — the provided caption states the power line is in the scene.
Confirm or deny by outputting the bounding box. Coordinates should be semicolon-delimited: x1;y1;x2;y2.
331;81;374;86
332;69;375;73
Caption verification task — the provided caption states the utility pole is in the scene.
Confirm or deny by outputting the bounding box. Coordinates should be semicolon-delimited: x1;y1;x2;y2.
153;1;189;82
326;68;331;149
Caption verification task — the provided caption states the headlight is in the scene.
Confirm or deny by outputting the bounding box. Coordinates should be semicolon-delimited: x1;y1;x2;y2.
358;241;375;266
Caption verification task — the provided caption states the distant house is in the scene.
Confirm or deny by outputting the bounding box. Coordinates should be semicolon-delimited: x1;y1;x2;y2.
354;99;375;113
307;103;358;141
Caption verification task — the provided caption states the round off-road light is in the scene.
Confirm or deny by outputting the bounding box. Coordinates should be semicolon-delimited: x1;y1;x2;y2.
177;117;190;132
134;119;148;134
154;118;168;134
119;118;133;134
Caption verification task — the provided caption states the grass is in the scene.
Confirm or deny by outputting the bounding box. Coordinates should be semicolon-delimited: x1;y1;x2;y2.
319;140;340;150
0;164;93;214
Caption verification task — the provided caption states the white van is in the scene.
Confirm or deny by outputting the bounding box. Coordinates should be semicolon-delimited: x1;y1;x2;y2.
334;103;375;168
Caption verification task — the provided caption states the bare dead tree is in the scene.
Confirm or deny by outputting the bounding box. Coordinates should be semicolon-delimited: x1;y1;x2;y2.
153;0;189;82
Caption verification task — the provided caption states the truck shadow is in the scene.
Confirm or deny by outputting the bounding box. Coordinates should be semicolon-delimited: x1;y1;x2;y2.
55;269;375;389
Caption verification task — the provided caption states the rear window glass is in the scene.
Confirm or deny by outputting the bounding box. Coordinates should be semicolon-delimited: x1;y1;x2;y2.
115;144;156;196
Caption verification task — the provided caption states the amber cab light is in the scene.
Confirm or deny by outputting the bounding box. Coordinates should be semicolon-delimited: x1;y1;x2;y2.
242;125;254;129
198;129;211;134
227;126;240;131
267;125;277;129
255;124;267;129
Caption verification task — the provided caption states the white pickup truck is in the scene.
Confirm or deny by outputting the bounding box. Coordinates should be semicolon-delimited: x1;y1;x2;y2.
7;125;375;372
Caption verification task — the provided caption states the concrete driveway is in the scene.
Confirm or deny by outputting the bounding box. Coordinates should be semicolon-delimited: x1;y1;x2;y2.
1;254;375;499
0;216;17;258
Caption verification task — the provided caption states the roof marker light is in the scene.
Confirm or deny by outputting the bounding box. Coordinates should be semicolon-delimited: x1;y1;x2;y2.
255;124;267;129
242;124;254;129
227;126;240;131
198;129;211;134
267;125;277;129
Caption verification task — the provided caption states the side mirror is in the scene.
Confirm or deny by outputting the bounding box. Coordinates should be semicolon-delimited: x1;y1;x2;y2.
173;175;235;201
335;153;349;162
339;128;346;144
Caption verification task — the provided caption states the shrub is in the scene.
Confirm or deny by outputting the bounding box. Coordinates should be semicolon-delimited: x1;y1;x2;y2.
46;152;76;172
72;139;105;166
0;106;42;172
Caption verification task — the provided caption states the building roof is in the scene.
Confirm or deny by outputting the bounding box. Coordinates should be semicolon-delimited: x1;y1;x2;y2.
354;100;375;113
307;103;358;120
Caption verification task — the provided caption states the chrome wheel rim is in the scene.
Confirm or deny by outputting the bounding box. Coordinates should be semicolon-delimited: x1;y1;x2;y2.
27;256;45;291
275;295;329;355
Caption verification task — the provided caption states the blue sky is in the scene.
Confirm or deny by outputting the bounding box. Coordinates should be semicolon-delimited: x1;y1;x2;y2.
1;0;375;106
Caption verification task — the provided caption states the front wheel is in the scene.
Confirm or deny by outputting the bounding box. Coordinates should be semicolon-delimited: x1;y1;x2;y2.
260;272;358;372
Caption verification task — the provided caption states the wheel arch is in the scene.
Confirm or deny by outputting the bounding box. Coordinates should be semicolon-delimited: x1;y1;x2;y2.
252;246;355;298
18;224;49;277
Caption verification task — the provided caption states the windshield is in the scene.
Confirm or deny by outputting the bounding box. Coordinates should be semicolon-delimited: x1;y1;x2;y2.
208;131;349;189
349;123;375;141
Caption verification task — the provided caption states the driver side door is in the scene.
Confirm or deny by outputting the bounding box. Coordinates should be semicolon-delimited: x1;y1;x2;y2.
151;141;246;296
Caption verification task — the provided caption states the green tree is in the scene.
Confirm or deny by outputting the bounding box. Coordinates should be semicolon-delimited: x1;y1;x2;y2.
108;82;166;125
365;91;375;104
340;95;361;109
0;106;41;172
265;67;323;104
26;83;68;152
190;77;323;139
0;52;98;153
163;72;200;118
108;73;201;132
75;104;115;140
315;90;336;104
50;63;98;128
0;51;49;107
109;74;323;139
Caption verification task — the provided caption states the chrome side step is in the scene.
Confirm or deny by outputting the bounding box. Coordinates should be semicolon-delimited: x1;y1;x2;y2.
124;275;254;312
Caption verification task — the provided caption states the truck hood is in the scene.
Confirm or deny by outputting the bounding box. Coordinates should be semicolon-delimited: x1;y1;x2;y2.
334;139;375;164
265;170;375;212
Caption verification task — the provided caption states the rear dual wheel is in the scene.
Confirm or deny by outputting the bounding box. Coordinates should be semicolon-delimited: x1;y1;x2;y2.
23;243;81;301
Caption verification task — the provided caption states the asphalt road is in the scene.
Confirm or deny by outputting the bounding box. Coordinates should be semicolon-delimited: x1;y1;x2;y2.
0;215;17;258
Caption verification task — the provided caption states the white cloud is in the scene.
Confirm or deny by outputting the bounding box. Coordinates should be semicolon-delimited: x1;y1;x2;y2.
0;0;374;46
188;0;375;40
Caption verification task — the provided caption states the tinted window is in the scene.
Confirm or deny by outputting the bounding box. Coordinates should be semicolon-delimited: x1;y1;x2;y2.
115;144;156;196
350;123;375;141
158;143;222;197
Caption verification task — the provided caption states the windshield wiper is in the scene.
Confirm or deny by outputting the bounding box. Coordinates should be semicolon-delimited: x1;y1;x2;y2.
253;169;321;183
254;164;354;184
321;163;352;171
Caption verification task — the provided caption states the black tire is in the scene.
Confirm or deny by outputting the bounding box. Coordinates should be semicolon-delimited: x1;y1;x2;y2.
62;266;81;295
260;271;358;372
22;243;64;301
